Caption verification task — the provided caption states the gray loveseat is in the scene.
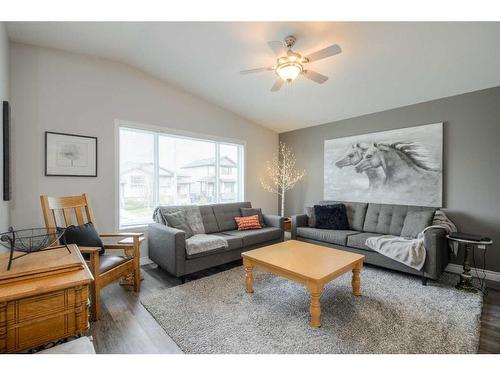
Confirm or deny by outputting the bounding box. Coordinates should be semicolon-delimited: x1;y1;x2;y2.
148;202;284;279
292;201;449;283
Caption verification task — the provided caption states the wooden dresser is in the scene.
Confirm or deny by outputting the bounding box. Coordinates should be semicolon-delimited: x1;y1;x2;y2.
0;244;93;353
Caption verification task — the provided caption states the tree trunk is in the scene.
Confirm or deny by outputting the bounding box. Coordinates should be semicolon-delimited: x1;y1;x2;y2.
280;191;285;217
280;146;286;217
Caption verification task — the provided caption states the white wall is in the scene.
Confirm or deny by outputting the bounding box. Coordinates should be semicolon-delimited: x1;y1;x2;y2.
9;43;278;245
0;23;9;232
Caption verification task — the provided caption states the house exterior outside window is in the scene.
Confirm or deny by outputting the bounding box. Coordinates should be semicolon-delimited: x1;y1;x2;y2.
119;126;244;228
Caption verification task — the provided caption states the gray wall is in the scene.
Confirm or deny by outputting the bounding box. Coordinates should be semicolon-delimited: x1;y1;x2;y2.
280;86;500;272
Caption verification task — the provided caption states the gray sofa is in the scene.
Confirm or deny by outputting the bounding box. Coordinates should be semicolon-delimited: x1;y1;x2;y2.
292;201;449;283
148;202;284;279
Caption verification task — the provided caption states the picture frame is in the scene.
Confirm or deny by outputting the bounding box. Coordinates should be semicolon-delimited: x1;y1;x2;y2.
45;131;98;177
324;123;443;207
2;101;10;201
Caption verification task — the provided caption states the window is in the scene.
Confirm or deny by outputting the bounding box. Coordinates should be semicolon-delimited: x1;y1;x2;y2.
219;143;239;202
130;175;145;189
119;126;244;228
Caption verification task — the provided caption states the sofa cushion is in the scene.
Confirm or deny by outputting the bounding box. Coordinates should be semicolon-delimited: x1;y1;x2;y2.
99;255;128;273
185;233;242;260
320;201;368;231
164;211;194;238
153;205;184;225
211;233;243;250
199;205;220;234
296;227;360;246
182;206;205;234
363;203;438;236
346;232;382;251
222;227;282;247
185;234;229;258
185;247;232;260
240;207;264;226
401;210;436;238
153;205;205;234
314;204;349;230
61;222;105;257
235;215;262;230
213;202;252;231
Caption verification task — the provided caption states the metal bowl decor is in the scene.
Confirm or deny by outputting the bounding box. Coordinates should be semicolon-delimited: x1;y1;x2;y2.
0;226;69;270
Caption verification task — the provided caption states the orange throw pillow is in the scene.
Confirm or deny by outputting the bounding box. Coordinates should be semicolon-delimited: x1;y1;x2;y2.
234;214;262;230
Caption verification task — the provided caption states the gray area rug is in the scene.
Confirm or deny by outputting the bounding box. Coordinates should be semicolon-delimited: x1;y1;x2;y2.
141;266;482;354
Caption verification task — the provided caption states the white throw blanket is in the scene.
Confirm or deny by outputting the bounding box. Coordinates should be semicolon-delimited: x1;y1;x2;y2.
432;210;458;255
185;234;228;257
365;210;457;270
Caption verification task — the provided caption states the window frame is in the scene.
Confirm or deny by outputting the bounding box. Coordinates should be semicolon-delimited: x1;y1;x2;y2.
115;120;246;230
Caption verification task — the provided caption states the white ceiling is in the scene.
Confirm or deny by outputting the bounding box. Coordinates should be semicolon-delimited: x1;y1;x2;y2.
7;22;500;132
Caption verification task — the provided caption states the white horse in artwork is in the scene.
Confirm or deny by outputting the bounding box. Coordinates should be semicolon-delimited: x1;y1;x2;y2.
335;143;386;190
355;142;441;189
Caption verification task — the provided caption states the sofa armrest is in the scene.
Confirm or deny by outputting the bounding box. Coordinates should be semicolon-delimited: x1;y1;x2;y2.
291;214;308;240
263;214;285;230
147;223;186;277
423;227;449;280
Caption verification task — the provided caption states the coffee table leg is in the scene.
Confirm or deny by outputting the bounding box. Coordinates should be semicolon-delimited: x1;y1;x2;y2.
307;283;323;328
243;260;254;294
352;263;362;296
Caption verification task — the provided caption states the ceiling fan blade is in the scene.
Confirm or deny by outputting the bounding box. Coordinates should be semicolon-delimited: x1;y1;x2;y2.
270;78;284;92
240;67;273;75
267;40;287;56
306;44;341;62
303;70;329;84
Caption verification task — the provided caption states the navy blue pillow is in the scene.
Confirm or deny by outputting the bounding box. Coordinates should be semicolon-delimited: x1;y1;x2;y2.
59;222;105;258
314;204;349;230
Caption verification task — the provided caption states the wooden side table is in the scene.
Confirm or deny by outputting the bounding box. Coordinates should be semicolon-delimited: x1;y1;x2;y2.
0;244;93;353
283;217;292;232
446;235;493;292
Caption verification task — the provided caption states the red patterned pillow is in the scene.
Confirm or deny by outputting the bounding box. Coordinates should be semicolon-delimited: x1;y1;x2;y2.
234;214;262;230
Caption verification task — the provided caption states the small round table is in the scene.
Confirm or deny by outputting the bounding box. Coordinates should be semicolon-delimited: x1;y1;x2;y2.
446;235;493;292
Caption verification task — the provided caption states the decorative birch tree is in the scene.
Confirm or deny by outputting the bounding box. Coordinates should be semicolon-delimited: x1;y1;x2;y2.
260;142;306;217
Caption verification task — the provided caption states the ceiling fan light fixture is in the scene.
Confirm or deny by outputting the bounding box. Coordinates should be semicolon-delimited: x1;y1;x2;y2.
276;62;302;82
240;35;340;91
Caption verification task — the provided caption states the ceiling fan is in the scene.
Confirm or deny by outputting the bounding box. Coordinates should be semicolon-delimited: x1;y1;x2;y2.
240;35;342;92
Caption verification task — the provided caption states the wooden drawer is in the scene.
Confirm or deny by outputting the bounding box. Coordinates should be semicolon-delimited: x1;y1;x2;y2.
7;313;77;352
1;285;89;353
11;290;68;322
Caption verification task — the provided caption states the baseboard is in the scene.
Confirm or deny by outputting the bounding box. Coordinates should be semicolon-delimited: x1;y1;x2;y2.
140;257;154;266
445;263;500;282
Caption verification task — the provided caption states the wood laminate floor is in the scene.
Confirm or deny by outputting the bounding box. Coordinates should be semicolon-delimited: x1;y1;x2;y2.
88;261;500;354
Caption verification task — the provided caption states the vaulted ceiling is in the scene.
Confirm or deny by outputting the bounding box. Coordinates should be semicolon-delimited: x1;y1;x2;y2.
7;22;500;132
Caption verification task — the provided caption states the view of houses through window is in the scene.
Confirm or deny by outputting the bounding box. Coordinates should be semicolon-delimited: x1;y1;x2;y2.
119;126;244;227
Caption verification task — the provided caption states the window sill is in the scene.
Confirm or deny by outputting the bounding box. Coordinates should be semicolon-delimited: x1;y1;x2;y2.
118;224;150;232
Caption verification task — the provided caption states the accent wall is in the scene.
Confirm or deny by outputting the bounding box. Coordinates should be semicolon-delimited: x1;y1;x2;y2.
280;86;500;273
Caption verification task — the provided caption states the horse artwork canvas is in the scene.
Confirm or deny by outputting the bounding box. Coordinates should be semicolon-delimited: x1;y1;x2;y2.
324;123;443;207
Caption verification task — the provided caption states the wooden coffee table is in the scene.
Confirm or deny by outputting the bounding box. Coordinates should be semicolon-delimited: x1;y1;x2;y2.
241;240;364;328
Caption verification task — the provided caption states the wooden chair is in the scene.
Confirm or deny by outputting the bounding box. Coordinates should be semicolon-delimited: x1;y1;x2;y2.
40;193;144;321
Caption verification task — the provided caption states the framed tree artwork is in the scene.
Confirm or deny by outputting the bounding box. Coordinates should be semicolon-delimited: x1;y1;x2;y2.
45;131;98;177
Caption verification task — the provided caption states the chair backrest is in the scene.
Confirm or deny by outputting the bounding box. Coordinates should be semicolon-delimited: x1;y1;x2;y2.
40;193;96;228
